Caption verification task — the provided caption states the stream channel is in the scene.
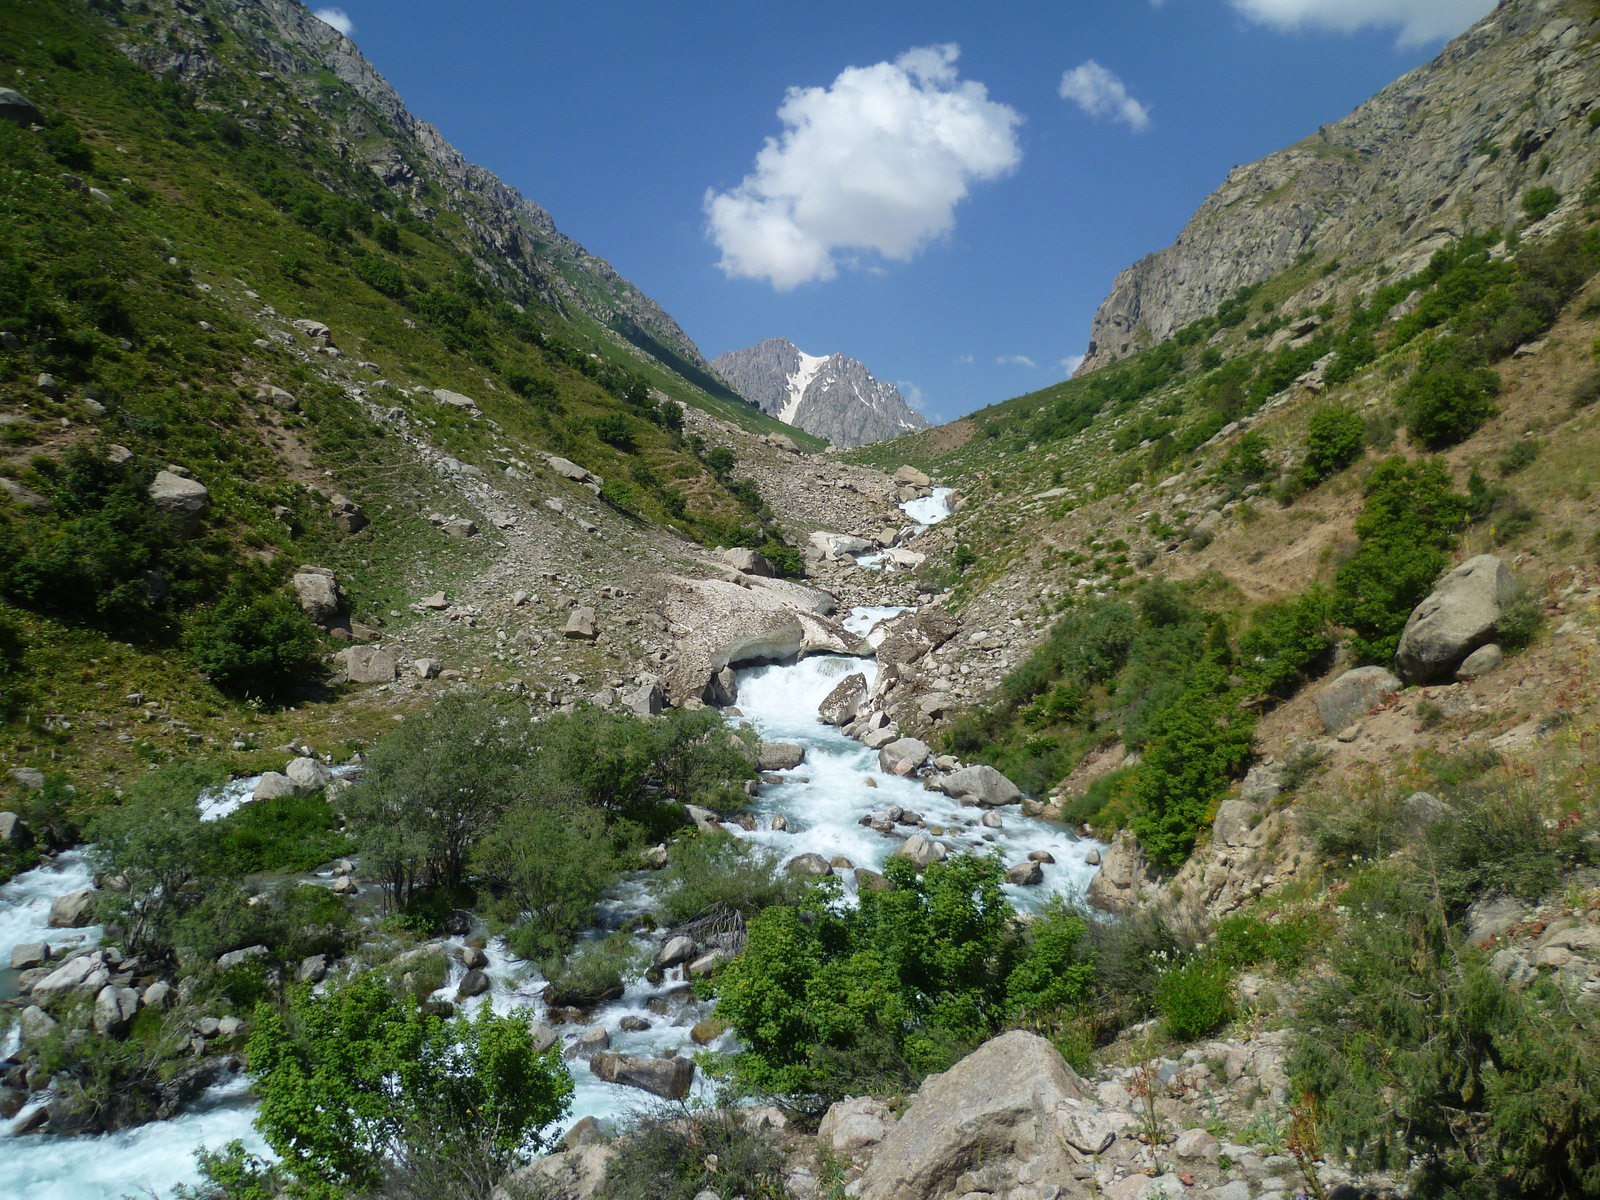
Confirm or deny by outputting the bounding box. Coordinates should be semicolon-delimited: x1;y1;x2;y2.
0;488;1104;1199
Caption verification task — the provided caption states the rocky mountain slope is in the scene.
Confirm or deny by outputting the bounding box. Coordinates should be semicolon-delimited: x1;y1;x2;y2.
118;0;744;403
1078;0;1600;373
711;337;930;447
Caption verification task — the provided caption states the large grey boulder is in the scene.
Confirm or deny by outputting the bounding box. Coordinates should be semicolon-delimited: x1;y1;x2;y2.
875;609;960;669
622;679;664;718
855;1030;1088;1200
818;672;869;725
32;953;109;998
9;766;45;790
879;738;930;776
10;942;50;970
891;835;947;870
589;1051;695;1100
93;985;141;1038
654;935;695;969
1315;666;1402;733
564;607;598;640
252;772;298;802
785;852;834;876
1396;555;1515;683
808;530;875;559
217;945;269;971
292;570;341;626
819;1096;893;1154
334;646;396;683
147;470;209;531
758;742;805;771
0;811;30;847
18;1005;57;1044
940;764;1022;807
49;888;97;928
285;756;333;794
432;389;478;411
721;547;774;577
893;465;933;488
0;89;43;126
1456;643;1504;680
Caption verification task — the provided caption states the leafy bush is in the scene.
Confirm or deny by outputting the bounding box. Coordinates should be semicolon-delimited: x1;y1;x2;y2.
1157;957;1234;1040
1401;358;1500;449
1498;438;1540;476
186;591;323;701
1298;403;1364;486
353;253;406;297
211;793;348;874
1521;185;1562;223
1333;457;1466;663
593;413;636;450
475;801;617;963
249;974;572;1195
1237;585;1333;698
655;833;803;927
712;855;1090;1104
542;931;639;1008
1212;912;1320;971
601;1108;788;1200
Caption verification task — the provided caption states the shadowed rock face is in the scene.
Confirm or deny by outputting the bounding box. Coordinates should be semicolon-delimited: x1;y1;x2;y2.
711;338;930;448
1077;2;1600;374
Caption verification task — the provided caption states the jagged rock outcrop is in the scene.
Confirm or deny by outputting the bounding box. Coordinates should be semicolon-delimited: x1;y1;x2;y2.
1078;0;1600;372
109;0;716;388
711;337;930;448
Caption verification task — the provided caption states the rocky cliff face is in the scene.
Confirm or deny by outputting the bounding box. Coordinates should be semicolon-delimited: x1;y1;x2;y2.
710;337;930;448
110;0;714;384
1078;0;1600;373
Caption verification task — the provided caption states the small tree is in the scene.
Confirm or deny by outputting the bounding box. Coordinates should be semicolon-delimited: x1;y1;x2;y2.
248;974;572;1196
1299;403;1365;486
186;591;322;701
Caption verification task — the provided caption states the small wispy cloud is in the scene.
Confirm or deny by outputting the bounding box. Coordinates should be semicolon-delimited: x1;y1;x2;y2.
1059;61;1151;132
313;7;355;36
997;354;1036;368
1228;0;1492;47
954;353;974;365
896;380;933;415
1060;354;1086;375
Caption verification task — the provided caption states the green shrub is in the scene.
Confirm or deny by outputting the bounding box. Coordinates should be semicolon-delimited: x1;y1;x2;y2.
593;413;636;450
1521;185;1562;223
1298;403;1365;485
601;1108;788;1200
712;855;1034;1104
1157;957;1234;1040
186;591;323;701
475;801;618;963
655;833;803;927
353;254;406;297
542;932;639;1008
211;793;348;874
1498;438;1540;476
1238;585;1334;697
1333;457;1466;663
249;974;572;1194
1401;359;1500;449
1212;912;1320;972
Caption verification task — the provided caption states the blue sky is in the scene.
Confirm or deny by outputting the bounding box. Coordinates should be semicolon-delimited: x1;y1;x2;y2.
314;1;1493;423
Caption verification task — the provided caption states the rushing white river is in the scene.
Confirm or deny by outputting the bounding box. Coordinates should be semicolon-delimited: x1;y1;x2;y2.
0;603;1100;1198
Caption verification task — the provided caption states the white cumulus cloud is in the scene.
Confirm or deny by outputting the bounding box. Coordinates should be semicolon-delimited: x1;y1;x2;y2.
1229;0;1494;46
997;354;1036;368
1060;354;1086;375
1058;61;1151;132
313;7;355;36
705;44;1023;290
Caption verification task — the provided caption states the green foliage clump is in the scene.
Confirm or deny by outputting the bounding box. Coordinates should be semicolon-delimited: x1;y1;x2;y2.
1212;911;1321;971
1237;585;1334;697
1292;795;1600;1198
1401;352;1501;449
1156;957;1234;1040
210;792;348;875
656;832;804;927
602;1109;788;1200
542;931;640;1008
248;974;572;1197
475;801;617;964
1298;403;1365;486
185;591;323;701
1521;185;1562;223
712;856;1094;1105
1333;456;1466;664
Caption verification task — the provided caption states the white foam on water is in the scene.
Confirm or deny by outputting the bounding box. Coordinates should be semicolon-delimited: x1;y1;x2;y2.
197;764;360;822
842;606;912;637
901;486;953;527
0;1075;268;1200
1;851;103;995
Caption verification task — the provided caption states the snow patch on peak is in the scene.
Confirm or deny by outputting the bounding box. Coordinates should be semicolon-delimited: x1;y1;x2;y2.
779;350;830;425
